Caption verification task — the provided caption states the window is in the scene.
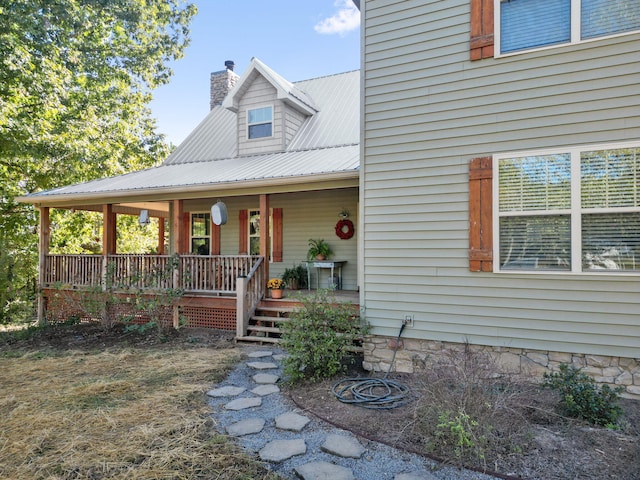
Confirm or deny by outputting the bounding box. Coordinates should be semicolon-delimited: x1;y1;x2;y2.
247;106;273;139
190;212;210;255
494;143;640;273
496;0;640;54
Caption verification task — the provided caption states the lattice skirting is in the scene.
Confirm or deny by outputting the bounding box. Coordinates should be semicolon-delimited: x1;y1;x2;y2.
180;306;235;330
43;290;236;331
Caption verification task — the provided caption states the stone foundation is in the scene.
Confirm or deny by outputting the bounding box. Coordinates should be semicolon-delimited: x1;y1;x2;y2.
362;335;640;400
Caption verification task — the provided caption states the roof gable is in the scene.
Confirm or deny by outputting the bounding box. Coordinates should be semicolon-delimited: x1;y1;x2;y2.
222;57;318;116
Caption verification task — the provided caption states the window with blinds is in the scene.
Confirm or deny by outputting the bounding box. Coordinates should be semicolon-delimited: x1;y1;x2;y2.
495;144;640;273
497;0;640;55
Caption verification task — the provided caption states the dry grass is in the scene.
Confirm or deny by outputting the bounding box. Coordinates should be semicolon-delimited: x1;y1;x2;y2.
0;346;277;480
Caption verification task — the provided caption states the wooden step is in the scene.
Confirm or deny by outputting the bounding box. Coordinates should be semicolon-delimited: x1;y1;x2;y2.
247;325;282;334
255;305;297;313
236;335;279;344
251;315;290;323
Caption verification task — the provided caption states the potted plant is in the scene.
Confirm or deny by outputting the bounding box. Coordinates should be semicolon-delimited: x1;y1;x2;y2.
307;238;333;261
282;263;308;290
266;278;285;299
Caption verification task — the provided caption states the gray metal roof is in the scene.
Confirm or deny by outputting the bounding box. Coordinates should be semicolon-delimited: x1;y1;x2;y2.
25;145;359;201
20;62;360;205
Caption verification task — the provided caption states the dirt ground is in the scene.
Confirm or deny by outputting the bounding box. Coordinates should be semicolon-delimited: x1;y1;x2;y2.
1;323;638;480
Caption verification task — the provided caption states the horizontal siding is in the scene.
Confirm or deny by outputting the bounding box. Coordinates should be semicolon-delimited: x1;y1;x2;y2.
362;0;640;358
238;75;282;156
185;188;359;290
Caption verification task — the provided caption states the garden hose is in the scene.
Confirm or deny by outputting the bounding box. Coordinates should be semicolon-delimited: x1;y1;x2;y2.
332;322;412;409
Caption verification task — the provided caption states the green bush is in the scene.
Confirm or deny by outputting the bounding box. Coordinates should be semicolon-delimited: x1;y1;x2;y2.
280;290;367;383
543;363;624;427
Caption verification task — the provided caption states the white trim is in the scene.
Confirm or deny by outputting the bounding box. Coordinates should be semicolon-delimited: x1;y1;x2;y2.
493;140;640;274
494;0;640;58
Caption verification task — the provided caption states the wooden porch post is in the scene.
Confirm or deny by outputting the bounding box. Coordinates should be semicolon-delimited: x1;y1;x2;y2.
259;194;270;281
171;200;186;254
157;218;165;255
37;207;50;325
102;204;116;255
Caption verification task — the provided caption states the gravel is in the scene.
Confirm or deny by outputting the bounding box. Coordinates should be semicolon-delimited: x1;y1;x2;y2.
207;347;504;480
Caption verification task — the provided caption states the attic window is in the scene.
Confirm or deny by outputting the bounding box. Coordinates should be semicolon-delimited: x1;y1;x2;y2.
247;106;273;139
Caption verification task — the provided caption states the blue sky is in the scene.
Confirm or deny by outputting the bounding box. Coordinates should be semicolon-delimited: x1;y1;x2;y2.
150;0;361;145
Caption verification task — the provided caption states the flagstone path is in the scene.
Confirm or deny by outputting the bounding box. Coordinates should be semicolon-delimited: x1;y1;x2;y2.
206;349;501;480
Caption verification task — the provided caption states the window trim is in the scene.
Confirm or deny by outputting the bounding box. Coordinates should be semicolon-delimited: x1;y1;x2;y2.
494;0;640;58
247;105;273;140
492;141;640;274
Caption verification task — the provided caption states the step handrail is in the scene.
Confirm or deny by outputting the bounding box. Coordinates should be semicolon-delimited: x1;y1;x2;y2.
236;256;266;337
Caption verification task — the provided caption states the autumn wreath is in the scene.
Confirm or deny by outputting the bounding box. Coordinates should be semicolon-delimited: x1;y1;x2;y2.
335;219;354;240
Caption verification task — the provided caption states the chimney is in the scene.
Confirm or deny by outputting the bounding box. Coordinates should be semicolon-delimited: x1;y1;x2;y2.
210;60;239;110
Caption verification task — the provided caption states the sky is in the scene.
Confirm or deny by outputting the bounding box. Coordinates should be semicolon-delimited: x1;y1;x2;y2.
149;0;361;146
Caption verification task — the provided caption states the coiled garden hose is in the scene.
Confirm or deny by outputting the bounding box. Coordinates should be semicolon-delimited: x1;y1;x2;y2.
332;322;412;409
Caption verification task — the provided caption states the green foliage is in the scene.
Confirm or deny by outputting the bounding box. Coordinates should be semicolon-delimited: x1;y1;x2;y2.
281;263;308;289
0;0;196;324
280;290;367;383
436;408;486;460
306;239;333;261
543;363;624;426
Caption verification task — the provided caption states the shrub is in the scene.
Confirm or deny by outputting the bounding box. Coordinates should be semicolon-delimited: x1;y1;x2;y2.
543;363;624;427
280;290;367;383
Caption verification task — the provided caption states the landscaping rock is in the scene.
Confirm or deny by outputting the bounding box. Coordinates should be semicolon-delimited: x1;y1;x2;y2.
275;411;310;432
226;418;265;436
259;438;306;462
224;397;262;410
294;461;355;480
321;433;365;458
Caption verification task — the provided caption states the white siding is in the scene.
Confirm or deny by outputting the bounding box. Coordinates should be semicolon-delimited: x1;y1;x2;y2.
361;0;640;357
184;188;359;290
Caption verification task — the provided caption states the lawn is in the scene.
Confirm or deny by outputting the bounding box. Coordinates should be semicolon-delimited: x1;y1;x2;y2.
0;323;278;480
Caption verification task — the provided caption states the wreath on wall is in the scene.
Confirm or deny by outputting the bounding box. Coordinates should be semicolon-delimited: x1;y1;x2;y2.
335;219;355;240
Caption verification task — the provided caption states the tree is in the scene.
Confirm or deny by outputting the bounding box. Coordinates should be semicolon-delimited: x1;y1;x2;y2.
0;0;196;323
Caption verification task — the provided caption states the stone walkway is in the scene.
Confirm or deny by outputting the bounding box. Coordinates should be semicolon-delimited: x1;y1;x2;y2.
206;349;500;480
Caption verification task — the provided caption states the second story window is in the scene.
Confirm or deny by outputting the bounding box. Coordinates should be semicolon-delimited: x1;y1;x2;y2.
247;106;273;139
497;0;640;55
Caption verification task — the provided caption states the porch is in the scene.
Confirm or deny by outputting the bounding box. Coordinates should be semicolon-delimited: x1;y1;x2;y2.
41;253;359;341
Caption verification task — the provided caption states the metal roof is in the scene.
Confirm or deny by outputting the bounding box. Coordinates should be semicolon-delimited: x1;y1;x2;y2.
25;145;359;203
19;61;360;205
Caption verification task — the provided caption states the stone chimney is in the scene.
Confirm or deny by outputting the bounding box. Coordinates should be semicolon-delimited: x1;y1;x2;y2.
210;60;239;110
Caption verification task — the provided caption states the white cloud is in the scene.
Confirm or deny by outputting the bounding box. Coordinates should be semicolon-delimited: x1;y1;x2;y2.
314;0;360;36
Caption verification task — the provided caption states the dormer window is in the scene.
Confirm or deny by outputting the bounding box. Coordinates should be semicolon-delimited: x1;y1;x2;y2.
247;106;273;139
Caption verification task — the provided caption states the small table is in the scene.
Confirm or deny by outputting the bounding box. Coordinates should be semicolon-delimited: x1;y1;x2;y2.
306;261;346;290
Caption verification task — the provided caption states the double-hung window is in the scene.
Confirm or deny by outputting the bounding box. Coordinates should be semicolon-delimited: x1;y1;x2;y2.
247;106;273;139
191;212;210;255
496;0;640;55
495;143;640;273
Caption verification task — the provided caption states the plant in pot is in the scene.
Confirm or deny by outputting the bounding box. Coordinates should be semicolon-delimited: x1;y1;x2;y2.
282;263;308;290
266;278;285;299
307;239;333;261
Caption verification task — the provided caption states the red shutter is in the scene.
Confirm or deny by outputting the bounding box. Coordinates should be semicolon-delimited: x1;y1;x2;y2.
272;208;283;262
470;0;494;60
469;157;493;272
238;210;248;255
211;219;221;255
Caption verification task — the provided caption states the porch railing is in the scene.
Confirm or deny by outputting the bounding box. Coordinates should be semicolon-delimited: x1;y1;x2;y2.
236;256;266;338
42;254;262;295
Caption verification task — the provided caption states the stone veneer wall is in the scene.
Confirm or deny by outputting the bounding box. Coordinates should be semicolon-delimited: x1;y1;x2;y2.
363;335;640;400
210;68;239;110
